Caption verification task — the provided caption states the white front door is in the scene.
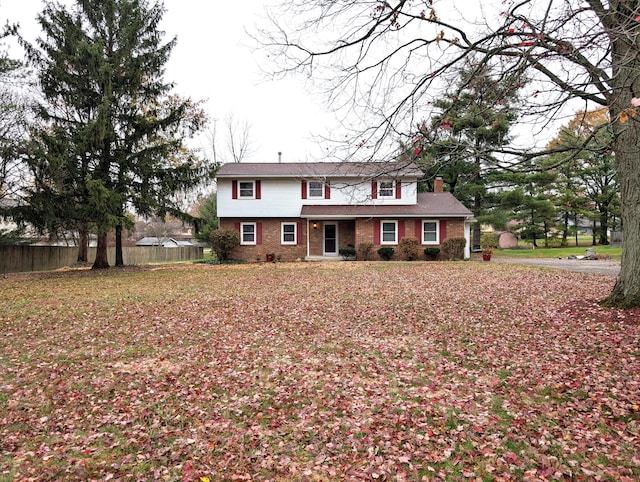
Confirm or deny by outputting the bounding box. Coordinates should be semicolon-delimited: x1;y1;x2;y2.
323;223;338;255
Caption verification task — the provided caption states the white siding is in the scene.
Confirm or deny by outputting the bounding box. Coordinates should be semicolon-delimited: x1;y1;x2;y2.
217;177;419;218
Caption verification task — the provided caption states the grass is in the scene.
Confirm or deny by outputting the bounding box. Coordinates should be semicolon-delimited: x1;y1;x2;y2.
494;244;621;259
0;261;638;481
493;236;622;259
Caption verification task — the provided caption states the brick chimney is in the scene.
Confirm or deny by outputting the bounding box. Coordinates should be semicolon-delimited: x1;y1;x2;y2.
434;176;444;193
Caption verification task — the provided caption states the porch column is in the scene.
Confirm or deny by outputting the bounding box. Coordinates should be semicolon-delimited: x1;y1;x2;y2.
464;219;472;259
306;219;310;259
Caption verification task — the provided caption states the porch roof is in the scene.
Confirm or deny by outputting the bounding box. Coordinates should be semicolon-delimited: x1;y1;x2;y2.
301;192;474;219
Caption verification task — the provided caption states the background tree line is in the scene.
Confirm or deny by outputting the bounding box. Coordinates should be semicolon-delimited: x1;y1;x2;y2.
409;62;618;250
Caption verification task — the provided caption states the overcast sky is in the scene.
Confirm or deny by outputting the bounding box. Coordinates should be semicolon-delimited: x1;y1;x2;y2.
2;0;335;163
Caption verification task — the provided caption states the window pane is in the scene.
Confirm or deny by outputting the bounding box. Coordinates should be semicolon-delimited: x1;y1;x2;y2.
282;223;295;243
309;181;323;197
242;224;255;243
423;222;437;242
239;181;254;197
382;222;396;242
380;181;393;197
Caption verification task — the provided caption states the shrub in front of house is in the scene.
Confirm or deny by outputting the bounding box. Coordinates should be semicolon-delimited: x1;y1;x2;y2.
209;229;240;261
377;246;394;261
398;236;421;261
441;237;466;260
424;247;441;260
339;246;357;260
357;242;374;260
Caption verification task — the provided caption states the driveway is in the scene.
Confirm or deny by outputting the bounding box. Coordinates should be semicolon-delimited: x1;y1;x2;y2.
491;257;621;276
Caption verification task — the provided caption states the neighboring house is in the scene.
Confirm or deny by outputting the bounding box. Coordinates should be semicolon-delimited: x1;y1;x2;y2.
135;237;194;247
216;161;474;261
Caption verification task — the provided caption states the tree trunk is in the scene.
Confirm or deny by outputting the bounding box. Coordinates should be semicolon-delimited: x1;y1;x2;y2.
92;232;110;269
601;28;640;307
603;134;640;307
76;224;89;262
598;207;609;245
115;224;124;267
543;221;550;248
561;212;569;247
472;156;482;251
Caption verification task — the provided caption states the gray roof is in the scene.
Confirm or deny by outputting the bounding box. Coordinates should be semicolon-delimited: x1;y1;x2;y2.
216;161;423;179
136;237;194;247
301;192;474;219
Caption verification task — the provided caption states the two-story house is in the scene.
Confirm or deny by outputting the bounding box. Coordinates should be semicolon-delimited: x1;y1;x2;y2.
216;161;474;261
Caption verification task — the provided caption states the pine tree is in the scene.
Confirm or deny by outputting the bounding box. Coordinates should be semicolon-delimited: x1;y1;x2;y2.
23;0;212;268
412;61;520;250
498;168;557;248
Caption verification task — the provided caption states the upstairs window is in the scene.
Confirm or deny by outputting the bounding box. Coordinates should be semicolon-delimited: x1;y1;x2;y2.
372;180;401;199
232;180;261;199
308;181;324;198
239;181;254;198
302;180;330;199
379;181;394;197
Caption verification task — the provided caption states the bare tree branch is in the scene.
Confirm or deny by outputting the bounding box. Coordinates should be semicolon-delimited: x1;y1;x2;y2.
255;0;640;306
205;114;255;164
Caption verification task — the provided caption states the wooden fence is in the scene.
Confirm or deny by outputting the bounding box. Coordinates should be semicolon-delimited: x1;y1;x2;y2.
0;245;204;274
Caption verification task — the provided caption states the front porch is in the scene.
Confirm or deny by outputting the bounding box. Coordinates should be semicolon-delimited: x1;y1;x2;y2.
305;219;356;258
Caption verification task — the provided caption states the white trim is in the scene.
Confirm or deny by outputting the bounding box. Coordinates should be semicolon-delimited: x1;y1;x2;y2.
422;219;440;245
238;180;255;199
306;219;311;258
464;220;472;259
381;220;398;244
308;180;324;198
281;222;297;245
240;222;256;245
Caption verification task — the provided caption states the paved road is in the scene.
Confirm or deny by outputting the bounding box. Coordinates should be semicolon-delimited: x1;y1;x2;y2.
491;257;621;276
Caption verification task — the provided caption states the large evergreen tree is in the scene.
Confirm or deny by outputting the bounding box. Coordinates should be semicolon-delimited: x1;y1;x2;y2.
411;61;520;250
22;0;211;268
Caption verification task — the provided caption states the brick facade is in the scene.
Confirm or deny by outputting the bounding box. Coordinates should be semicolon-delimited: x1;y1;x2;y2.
220;218;307;262
356;218;466;260
220;217;467;262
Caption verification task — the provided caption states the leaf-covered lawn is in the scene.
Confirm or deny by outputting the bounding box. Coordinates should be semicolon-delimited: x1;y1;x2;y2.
1;262;638;481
